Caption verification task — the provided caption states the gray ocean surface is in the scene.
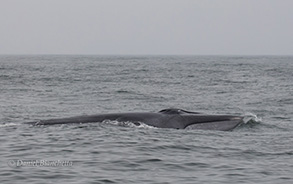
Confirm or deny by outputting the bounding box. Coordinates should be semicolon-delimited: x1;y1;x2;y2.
0;55;292;184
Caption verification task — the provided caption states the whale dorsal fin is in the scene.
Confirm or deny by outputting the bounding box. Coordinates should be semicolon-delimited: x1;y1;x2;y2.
159;108;201;115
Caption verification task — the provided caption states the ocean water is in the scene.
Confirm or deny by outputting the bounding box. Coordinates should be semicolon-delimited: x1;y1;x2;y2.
0;55;292;184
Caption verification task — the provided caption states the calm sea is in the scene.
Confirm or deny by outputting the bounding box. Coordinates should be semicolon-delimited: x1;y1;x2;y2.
0;55;292;184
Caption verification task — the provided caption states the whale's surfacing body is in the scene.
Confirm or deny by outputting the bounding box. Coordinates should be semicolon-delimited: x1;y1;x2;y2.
25;109;244;131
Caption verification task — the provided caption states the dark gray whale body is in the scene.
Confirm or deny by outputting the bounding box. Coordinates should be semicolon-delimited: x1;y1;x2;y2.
26;109;244;131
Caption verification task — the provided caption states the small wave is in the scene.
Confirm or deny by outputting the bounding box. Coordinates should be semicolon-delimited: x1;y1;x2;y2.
116;90;130;94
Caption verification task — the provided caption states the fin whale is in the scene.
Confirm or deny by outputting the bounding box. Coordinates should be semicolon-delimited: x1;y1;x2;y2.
25;108;244;131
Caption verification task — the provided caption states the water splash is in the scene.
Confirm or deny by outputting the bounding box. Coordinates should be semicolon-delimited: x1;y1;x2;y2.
234;112;262;130
243;112;262;124
0;122;20;127
101;120;156;129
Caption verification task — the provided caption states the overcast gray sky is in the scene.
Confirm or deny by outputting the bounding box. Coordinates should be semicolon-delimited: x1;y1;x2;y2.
0;0;292;55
